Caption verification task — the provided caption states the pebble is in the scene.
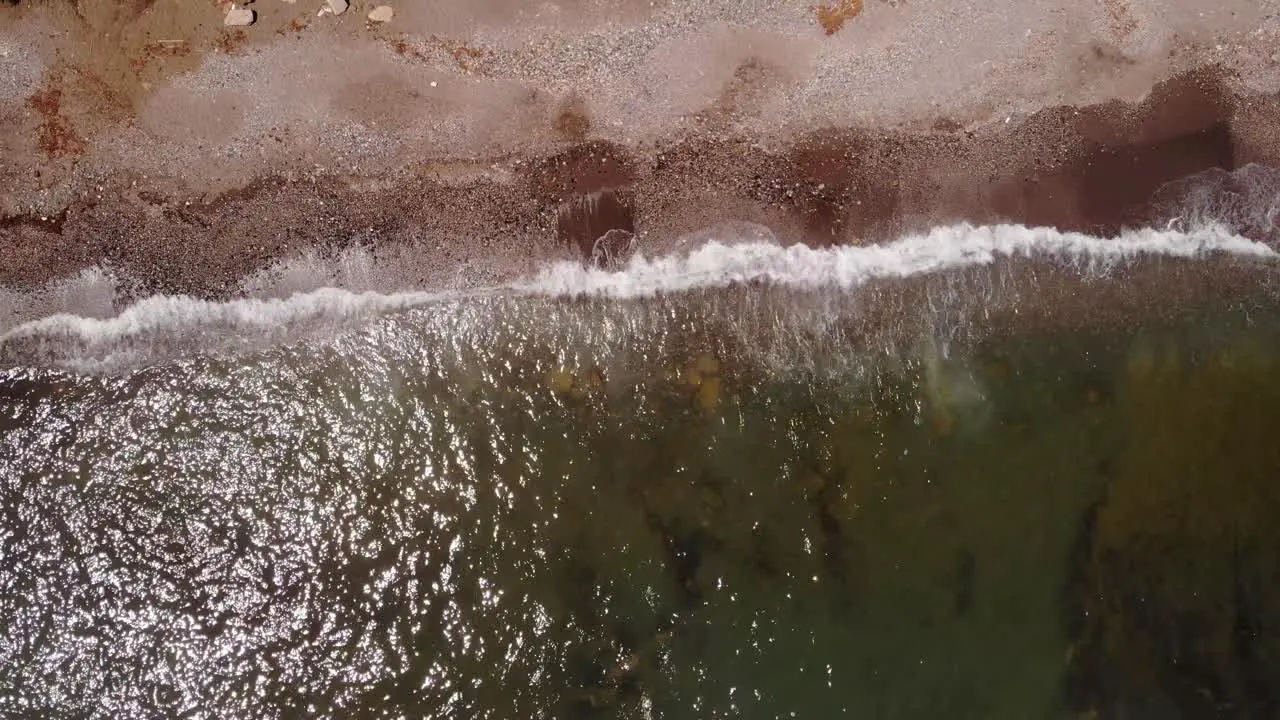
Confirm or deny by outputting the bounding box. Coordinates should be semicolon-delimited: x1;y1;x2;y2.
224;6;256;25
367;5;393;22
326;0;348;14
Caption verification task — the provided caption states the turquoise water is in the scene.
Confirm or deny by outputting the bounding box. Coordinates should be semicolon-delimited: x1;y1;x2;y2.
1;258;1278;718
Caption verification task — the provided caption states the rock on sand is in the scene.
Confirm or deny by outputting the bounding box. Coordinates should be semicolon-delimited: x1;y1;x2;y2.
224;6;256;25
368;5;393;22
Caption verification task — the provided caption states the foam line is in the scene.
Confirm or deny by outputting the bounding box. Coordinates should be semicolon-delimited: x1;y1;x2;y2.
0;223;1273;351
515;223;1276;298
0;288;442;346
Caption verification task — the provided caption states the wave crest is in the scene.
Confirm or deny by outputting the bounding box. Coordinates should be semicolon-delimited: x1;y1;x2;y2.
0;222;1274;372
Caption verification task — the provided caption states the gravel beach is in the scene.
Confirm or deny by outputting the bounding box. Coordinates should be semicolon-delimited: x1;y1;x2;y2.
1;0;1278;298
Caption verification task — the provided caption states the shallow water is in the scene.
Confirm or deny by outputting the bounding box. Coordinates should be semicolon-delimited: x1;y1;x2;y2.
2;248;1280;718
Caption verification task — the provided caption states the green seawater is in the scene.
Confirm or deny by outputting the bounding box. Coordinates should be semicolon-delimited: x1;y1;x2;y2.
1;263;1278;719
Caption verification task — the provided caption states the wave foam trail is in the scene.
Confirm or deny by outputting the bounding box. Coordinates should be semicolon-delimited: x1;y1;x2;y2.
0;222;1275;372
0;287;451;346
518;223;1276;298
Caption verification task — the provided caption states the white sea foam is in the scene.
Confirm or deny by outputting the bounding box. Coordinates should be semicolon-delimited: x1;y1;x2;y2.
0;223;1274;371
516;223;1276;298
0;288;446;345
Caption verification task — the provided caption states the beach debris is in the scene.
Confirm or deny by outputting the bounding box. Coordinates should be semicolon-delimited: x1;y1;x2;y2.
368;5;393;22
224;6;256;25
816;0;862;35
319;0;348;15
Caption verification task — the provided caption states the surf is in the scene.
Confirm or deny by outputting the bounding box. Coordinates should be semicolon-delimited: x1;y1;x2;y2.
0;222;1274;373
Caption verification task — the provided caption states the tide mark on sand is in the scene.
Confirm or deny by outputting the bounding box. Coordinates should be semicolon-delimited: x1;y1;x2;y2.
816;0;862;35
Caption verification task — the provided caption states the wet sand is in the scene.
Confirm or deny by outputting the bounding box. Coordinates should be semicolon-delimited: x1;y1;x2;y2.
1;0;1279;297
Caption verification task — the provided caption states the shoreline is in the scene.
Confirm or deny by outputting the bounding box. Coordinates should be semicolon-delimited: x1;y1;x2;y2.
3;249;1276;373
4;68;1279;296
2;1;1280;299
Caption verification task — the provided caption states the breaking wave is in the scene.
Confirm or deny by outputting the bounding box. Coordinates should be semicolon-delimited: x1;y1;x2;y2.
516;222;1273;298
0;222;1274;372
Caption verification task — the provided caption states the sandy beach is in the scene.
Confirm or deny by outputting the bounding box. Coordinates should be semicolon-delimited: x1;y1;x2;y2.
2;0;1279;298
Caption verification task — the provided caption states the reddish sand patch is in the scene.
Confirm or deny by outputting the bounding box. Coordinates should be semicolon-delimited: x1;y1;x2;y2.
130;40;193;77
816;0;863;35
26;85;85;159
388;36;489;73
214;29;251;55
439;37;489;73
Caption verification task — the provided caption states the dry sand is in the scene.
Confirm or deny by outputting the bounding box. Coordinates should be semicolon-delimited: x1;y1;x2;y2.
1;0;1279;297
